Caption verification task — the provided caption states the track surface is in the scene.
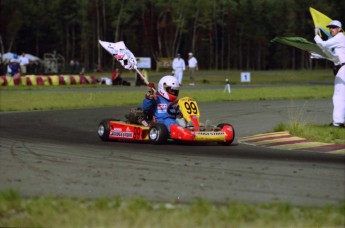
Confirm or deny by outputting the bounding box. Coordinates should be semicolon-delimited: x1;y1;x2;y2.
1;99;344;206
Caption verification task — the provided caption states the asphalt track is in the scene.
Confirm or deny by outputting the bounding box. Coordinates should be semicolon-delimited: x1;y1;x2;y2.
0;99;344;206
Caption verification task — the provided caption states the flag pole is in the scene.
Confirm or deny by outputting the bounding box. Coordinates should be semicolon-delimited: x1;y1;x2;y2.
134;68;149;85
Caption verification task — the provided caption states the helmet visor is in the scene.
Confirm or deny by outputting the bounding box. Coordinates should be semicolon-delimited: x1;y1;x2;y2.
166;87;179;97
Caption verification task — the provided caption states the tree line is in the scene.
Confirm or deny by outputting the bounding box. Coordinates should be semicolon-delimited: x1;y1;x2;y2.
1;0;344;72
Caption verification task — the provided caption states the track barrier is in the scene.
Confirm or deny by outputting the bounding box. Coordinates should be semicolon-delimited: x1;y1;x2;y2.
0;75;97;86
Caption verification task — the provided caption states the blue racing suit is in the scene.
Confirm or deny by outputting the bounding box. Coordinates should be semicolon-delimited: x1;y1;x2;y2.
142;95;176;132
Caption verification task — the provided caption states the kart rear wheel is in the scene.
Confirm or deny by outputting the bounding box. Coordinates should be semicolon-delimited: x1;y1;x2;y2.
149;123;169;145
217;123;235;145
98;119;111;141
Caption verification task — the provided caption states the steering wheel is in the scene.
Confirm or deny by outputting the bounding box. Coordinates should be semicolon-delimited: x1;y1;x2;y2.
167;101;181;116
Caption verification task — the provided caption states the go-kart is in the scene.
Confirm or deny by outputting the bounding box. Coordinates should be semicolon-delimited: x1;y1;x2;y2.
97;97;235;145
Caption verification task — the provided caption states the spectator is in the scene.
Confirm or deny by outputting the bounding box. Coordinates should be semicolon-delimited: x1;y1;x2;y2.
187;52;198;86
112;68;123;85
69;59;75;73
79;66;85;75
94;63;102;72
172;53;185;86
19;52;29;75
99;77;112;85
9;54;21;78
314;20;345;127
75;60;80;74
28;60;40;74
52;49;58;59
27;60;37;74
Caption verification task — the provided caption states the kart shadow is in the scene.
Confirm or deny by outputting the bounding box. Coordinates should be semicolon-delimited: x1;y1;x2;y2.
102;139;238;147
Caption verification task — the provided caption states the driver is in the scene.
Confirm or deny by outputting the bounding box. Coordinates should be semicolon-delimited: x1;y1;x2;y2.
142;75;180;132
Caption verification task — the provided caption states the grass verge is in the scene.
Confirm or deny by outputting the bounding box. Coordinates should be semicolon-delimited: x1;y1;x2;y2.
274;122;345;144
0;85;333;111
0;190;344;227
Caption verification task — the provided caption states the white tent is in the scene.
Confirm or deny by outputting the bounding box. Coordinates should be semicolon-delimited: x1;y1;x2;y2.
2;52;41;61
25;53;41;61
2;52;15;60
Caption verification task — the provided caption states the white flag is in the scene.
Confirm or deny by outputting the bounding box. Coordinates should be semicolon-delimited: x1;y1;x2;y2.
99;40;137;70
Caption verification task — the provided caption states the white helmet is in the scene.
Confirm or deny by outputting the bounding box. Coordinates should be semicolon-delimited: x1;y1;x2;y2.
158;75;180;101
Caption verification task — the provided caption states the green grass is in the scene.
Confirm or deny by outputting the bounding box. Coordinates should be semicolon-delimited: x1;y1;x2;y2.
107;69;333;86
274;122;345;144
124;69;334;85
193;69;334;85
0;85;333;111
0;190;344;227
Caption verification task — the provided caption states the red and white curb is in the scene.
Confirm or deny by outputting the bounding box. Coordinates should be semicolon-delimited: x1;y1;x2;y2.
239;131;345;154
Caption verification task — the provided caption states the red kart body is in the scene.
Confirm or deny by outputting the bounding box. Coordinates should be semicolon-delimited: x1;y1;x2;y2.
98;97;235;145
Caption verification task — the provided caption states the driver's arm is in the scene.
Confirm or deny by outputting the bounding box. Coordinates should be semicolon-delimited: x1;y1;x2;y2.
142;97;155;112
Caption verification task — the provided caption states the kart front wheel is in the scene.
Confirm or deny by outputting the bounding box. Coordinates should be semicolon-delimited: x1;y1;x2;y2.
149;123;169;145
98;120;110;141
217;123;235;145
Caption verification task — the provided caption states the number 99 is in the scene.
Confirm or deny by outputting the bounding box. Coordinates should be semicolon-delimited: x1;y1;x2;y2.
184;102;198;114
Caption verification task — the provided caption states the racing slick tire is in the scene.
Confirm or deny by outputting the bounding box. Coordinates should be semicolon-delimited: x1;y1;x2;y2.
148;123;169;145
98;120;110;141
97;119;119;141
217;123;235;145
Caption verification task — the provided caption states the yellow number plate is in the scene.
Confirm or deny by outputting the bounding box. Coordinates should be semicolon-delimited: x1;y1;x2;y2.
178;97;200;122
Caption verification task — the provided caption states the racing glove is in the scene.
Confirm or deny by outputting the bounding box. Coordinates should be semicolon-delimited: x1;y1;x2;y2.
145;82;156;99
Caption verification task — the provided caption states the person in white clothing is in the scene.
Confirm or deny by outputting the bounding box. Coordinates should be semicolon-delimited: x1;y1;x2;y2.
187;52;198;85
19;52;29;75
99;77;112;85
172;53;185;85
314;20;345;127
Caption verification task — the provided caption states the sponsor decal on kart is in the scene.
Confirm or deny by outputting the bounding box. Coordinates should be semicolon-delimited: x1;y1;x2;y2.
195;132;225;136
113;128;122;132
110;131;134;138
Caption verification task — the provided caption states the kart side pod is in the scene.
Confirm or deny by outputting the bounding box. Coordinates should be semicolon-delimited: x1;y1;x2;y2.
170;124;195;141
169;123;235;145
